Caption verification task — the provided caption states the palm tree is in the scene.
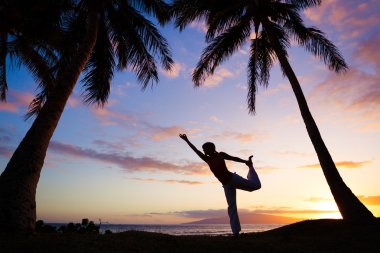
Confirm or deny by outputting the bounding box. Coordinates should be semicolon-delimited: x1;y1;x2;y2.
171;0;375;223
0;0;173;233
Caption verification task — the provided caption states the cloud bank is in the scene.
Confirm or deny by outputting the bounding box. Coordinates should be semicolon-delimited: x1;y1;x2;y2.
48;141;208;175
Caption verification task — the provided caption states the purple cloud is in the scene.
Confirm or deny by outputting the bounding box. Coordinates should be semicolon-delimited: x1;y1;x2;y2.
48;141;208;175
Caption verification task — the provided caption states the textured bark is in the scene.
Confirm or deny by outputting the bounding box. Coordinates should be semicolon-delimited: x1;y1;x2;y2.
263;19;375;223
0;11;100;234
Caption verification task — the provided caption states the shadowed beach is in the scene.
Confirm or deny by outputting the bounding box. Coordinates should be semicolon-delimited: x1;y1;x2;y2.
2;219;380;253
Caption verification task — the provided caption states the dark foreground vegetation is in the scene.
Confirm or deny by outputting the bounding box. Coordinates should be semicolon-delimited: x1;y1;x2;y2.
1;219;379;253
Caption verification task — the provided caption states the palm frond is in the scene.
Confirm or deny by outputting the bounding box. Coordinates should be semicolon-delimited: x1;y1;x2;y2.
0;33;7;101
56;9;87;68
171;0;211;31
247;34;276;114
284;13;348;73
193;18;251;86
129;0;172;25
205;5;244;42
82;18;115;106
299;28;348;72
108;2;173;87
131;12;173;71
284;0;321;9
264;21;290;62
17;43;56;119
257;35;276;88
110;11;158;88
247;40;259;115
25;91;46;120
269;1;300;25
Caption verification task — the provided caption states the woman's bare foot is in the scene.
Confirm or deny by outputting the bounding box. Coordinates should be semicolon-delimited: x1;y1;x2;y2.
247;155;253;167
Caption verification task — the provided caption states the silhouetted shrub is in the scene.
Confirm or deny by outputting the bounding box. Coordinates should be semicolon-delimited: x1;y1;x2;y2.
104;229;113;234
35;220;57;233
57;218;99;234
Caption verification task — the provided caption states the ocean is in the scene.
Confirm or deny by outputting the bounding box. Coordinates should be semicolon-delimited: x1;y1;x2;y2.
97;224;284;236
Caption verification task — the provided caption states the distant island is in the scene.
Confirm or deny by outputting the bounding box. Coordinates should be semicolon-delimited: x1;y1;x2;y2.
184;213;302;225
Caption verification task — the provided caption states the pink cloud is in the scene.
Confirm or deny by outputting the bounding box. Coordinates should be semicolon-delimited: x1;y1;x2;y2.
309;32;380;131
309;66;380;131
93;139;127;151
304;0;380;41
209;115;223;123
0;90;82;113
160;62;186;79
0;103;18;112
150;125;185;141
89;105;191;143
0;90;34;113
212;130;260;143
48;141;209;175
0;145;13;158
189;20;208;33
67;94;81;108
91;106;136;126
354;33;380;68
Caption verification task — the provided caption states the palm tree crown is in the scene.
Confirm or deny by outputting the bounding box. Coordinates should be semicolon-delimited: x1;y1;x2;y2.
172;0;375;222
1;0;173;116
172;0;346;113
0;0;174;233
76;0;173;106
0;0;69;106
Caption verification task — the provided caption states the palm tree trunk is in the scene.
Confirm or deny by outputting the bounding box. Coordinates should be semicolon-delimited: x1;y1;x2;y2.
263;20;375;223
0;11;100;234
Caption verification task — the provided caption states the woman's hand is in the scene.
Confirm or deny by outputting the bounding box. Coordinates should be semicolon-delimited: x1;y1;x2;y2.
179;133;188;141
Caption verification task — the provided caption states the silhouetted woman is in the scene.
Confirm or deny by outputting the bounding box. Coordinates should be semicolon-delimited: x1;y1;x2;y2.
179;134;261;238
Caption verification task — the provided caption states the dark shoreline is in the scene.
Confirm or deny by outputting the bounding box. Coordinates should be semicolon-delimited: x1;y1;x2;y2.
1;219;380;253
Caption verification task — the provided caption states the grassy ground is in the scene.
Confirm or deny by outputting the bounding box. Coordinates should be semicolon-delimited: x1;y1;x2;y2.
1;219;379;253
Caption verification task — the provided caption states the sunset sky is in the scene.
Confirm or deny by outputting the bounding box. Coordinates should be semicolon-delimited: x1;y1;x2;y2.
0;0;379;224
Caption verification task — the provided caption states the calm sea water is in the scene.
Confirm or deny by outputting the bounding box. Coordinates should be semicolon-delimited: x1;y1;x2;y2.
98;224;283;236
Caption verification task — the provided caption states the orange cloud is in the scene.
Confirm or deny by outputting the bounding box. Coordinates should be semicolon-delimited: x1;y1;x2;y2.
274;150;313;157
304;197;332;202
131;177;204;185
299;160;370;169
204;67;234;87
156;207;338;221
357;195;380;206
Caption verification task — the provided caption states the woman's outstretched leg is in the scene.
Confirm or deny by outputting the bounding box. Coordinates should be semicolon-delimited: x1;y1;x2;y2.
229;156;261;192
247;155;261;190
